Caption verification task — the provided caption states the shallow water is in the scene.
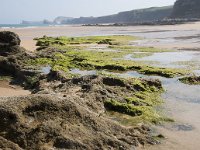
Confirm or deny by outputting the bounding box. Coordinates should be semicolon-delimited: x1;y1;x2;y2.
35;26;200;149
41;66;51;74
114;71;200;150
130;29;200;50
124;51;199;68
70;68;97;76
193;70;200;76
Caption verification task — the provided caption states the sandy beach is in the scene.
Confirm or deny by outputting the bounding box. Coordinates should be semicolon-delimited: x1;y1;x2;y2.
1;21;200;51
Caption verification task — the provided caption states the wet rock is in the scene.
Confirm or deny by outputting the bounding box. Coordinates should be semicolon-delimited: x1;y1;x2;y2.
0;95;154;149
172;124;194;131
0;31;165;149
103;77;126;87
0;45;26;56
179;76;200;85
47;70;68;82
0;31;21;46
0;136;22;150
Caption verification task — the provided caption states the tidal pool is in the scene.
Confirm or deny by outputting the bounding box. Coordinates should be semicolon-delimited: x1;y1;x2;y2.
70;68;97;76
124;51;199;69
114;70;200;150
41;66;51;74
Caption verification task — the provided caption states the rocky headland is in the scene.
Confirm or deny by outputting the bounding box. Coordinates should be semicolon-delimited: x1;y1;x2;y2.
171;0;200;19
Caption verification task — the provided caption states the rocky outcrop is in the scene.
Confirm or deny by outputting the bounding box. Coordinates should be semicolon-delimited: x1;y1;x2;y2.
0;31;165;149
0;95;156;150
0;31;39;88
0;31;21;46
171;0;200;18
0;32;24;75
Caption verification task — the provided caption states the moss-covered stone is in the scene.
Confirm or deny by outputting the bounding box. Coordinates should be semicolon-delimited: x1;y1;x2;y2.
179;76;200;85
103;76;172;124
31;35;187;78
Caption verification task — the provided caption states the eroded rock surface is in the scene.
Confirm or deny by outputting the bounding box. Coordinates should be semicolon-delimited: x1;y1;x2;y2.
0;31;21;46
0;95;156;150
0;31;164;149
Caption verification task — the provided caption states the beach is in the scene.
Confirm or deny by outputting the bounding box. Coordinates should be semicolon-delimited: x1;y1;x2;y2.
1;22;200;51
0;22;200;149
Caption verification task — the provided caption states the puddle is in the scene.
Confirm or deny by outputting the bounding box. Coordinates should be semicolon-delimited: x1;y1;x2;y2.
124;51;199;68
193;70;200;76
172;124;194;131
125;51;197;63
41;66;51;74
70;68;97;76
129;29;200;50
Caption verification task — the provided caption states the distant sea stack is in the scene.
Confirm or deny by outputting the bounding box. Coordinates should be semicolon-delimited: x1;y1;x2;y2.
171;0;200;18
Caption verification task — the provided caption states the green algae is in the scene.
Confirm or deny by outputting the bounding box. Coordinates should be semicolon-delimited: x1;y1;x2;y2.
105;96;172;125
108;45;172;52
35;35;137;47
103;76;173;124
31;35;187;78
179;76;200;85
29;35;178;125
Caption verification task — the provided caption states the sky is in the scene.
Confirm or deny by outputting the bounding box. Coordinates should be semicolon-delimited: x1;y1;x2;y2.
1;0;176;24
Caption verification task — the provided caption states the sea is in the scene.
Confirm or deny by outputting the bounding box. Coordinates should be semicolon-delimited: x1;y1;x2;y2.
0;24;58;29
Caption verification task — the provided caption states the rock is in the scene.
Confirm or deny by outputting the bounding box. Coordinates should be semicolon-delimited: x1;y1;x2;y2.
179;76;200;85
0;136;22;150
0;31;40;89
0;95;153;149
0;31;21;46
0;45;26;56
171;0;200;19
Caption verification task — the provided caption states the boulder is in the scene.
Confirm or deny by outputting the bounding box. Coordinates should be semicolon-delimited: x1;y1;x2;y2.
0;31;21;46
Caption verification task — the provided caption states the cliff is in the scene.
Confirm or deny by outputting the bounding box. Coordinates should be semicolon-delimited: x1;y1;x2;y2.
171;0;200;18
65;6;173;24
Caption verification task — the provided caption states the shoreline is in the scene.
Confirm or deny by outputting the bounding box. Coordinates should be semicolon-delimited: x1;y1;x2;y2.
1;21;200;51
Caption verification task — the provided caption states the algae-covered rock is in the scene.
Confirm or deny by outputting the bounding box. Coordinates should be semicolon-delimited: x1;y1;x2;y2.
179;76;200;85
0;32;169;149
0;95;157;149
0;31;21;46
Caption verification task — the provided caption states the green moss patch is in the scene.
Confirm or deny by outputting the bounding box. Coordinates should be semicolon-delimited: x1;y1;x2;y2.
179;76;200;85
103;77;172;124
31;35;187;78
34;35;137;47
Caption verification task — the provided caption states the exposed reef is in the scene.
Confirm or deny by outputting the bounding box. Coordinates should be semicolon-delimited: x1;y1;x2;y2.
32;35;187;78
0;32;173;149
179;76;200;85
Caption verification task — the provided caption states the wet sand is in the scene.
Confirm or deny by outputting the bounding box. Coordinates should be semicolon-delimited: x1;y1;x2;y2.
0;80;30;97
1;22;200;51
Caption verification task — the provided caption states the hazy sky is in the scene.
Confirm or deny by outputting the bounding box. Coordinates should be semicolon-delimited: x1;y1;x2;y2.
1;0;176;24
